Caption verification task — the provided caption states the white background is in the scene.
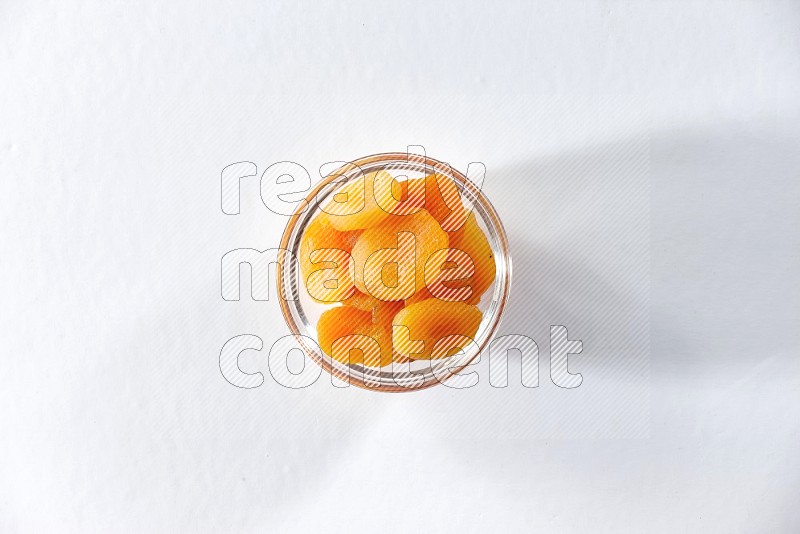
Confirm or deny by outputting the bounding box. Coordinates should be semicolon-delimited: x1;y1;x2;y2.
2;1;799;532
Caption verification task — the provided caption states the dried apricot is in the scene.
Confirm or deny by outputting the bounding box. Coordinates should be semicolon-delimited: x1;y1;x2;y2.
317;305;395;367
447;214;495;305
322;170;405;232
392;299;482;359
304;169;496;369
344;291;404;325
404;286;433;307
299;213;361;302
407;173;467;232
422;247;476;303
351;210;448;301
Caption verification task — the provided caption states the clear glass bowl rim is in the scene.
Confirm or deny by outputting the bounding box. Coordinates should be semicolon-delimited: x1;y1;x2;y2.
277;152;512;392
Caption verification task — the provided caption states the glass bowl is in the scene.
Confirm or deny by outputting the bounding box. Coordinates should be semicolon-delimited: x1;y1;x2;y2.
277;152;511;392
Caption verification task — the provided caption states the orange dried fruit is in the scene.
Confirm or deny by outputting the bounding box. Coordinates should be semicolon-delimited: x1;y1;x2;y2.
299;213;361;303
373;299;405;329
404;286;433;307
359;291;415;365
447;214;495;305
317;305;396;367
344;291;404;325
392;299;482;359
351;210;448;301
302;168;497;369
404;213;494;305
322;170;406;232
407;173;467;232
421;247;476;303
343;290;380;311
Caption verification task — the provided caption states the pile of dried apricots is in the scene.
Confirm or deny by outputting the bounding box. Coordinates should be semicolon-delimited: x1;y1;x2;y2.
298;170;495;368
